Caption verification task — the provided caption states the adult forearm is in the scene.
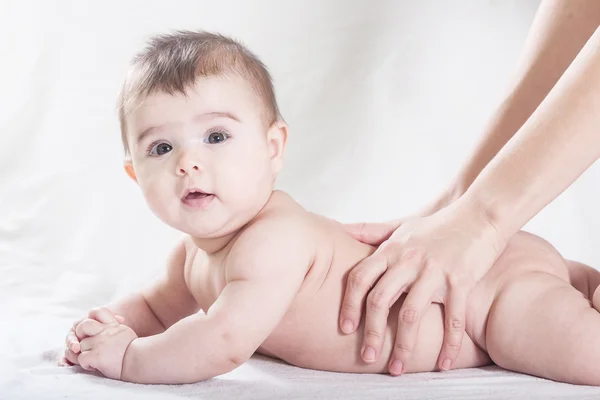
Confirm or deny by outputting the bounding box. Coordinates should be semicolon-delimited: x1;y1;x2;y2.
465;27;600;241
105;292;165;337
454;0;600;194
121;313;236;384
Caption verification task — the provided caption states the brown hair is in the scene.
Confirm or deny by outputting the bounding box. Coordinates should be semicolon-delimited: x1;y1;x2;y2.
118;30;281;154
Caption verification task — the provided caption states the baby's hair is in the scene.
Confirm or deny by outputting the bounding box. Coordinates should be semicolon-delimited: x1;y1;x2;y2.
117;30;281;154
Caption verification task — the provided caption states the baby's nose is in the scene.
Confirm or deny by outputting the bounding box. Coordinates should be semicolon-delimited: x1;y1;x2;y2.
176;153;202;176
178;164;199;175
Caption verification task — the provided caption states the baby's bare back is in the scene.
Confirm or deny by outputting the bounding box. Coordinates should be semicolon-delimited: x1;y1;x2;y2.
255;214;491;374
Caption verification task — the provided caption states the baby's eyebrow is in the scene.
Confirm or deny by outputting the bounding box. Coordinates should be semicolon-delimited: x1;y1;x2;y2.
193;111;241;123
136;112;240;145
136;125;163;145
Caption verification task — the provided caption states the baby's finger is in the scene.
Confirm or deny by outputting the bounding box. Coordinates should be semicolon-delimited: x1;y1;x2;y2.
78;350;96;372
72;318;84;330
66;330;81;353
79;336;98;353
115;314;125;323
76;319;105;339
64;349;80;366
88;307;118;325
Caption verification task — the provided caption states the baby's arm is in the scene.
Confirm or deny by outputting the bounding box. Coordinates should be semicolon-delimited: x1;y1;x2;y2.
64;239;199;362
105;238;200;336
121;216;314;384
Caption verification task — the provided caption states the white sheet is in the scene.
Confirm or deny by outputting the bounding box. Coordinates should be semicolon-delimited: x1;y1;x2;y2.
3;0;600;398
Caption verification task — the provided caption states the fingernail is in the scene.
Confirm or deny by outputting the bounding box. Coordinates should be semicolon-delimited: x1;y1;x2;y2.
341;319;354;334
390;360;403;375
363;346;376;362
441;359;451;370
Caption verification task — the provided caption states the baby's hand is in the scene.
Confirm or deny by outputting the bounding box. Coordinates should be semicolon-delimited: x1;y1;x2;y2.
59;308;125;367
78;321;138;380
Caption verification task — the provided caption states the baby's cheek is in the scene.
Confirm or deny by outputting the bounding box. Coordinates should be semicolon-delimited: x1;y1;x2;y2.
140;181;172;220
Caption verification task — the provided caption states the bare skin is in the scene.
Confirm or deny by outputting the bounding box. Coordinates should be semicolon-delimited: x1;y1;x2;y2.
66;191;600;384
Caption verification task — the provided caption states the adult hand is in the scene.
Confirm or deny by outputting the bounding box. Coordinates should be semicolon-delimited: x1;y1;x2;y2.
340;196;507;376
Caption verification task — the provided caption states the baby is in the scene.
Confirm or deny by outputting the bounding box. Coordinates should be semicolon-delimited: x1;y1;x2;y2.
61;30;600;386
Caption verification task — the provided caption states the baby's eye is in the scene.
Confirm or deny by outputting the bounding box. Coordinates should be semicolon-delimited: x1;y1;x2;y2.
148;142;173;156
205;131;229;144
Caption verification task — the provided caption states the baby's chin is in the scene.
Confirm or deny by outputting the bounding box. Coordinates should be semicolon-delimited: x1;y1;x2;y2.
168;214;245;240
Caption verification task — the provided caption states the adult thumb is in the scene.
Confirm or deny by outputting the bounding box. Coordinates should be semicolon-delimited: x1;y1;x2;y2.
344;219;403;245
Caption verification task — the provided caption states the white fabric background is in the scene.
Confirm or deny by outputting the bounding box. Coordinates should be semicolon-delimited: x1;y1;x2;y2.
2;0;600;398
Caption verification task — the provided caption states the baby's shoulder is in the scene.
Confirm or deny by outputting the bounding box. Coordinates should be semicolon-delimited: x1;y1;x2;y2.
227;192;318;268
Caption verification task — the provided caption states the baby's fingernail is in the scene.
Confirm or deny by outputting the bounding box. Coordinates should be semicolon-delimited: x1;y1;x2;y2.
363;346;376;362
441;359;452;370
390;360;403;375
341;319;354;334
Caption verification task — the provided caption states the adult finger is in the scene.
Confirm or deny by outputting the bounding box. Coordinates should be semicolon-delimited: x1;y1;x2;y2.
344;220;403;246
361;262;417;364
88;307;118;325
389;268;440;376
339;254;388;335
437;284;469;371
76;319;105;339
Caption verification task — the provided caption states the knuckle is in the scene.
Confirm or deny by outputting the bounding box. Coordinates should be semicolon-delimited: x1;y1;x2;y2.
89;306;109;317
445;341;462;352
349;268;370;289
88;307;101;318
341;301;360;314
394;341;413;354
447;317;465;331
367;288;388;311
400;305;418;324
365;329;382;342
403;246;423;260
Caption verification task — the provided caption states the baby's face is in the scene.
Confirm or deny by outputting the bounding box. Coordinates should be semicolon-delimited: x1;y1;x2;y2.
125;75;284;238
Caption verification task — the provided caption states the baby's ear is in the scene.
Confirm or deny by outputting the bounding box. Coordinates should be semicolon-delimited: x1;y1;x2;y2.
123;159;137;182
267;120;288;173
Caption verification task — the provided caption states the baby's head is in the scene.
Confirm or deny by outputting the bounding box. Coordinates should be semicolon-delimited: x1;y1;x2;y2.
118;31;287;239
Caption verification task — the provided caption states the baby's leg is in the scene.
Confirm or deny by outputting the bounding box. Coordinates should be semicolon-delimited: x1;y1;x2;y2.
485;271;600;386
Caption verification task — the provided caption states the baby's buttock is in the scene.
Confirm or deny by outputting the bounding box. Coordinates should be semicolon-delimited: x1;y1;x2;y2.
465;231;571;352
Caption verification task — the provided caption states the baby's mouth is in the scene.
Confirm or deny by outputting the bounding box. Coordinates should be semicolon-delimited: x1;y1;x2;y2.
182;188;215;208
185;191;210;200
